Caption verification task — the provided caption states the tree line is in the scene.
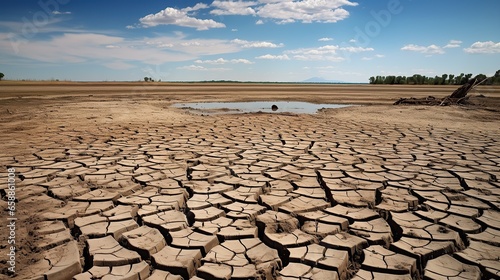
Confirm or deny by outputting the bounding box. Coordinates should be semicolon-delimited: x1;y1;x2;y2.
369;70;500;85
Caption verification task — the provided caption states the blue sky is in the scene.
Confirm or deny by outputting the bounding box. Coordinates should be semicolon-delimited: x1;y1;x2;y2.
0;0;499;82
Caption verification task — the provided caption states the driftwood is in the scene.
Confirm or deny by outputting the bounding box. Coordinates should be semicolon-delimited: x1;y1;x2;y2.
449;78;477;98
394;79;478;106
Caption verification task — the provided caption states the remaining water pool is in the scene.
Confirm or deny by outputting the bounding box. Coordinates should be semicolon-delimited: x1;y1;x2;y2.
173;101;351;114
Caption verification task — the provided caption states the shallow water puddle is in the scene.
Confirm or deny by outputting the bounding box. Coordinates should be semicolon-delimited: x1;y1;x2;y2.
173;101;351;114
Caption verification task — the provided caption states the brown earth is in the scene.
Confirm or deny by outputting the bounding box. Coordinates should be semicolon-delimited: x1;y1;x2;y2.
0;82;499;279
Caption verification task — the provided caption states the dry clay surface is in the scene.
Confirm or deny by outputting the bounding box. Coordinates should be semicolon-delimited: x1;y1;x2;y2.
0;84;499;280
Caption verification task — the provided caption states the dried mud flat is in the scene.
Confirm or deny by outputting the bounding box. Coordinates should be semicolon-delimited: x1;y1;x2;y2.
0;83;499;280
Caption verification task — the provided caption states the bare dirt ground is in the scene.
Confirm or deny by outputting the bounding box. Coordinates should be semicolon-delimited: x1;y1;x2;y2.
0;82;499;279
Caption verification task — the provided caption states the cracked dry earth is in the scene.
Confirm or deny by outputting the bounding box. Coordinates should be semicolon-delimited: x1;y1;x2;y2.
1;108;500;280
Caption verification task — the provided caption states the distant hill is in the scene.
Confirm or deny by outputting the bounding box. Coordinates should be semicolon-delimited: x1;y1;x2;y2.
302;77;347;83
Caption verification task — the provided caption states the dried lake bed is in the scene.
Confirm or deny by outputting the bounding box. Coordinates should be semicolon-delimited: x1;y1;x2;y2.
0;82;499;279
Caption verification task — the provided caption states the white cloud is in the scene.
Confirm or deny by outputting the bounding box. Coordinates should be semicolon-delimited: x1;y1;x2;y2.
349;39;356;43
211;0;258;15
52;11;72;15
231;58;254;64
277;19;295;24
195;58;254;64
182;3;209;12
286;45;344;61
134;0;357;30
0;32;243;70
181;41;202;46
443;39;462;48
256;54;290;60
232;28;238;32
375;54;385;58
158;43;174;48
256;0;358;23
138;5;225;30
284;44;373;61
177;65;230;71
319;37;333;42
464;41;500;54
231;38;283;48
401;44;445;54
340;46;374;53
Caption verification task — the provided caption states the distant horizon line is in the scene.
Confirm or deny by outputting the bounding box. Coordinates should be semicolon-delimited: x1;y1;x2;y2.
1;79;368;84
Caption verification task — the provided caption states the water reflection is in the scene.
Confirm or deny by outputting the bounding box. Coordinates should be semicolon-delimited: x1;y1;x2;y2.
173;101;351;114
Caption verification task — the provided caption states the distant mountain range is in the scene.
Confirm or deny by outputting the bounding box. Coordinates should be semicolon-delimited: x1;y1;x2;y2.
301;77;347;83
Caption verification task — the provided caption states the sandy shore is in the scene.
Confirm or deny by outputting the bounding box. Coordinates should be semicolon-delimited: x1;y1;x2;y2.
0;82;499;279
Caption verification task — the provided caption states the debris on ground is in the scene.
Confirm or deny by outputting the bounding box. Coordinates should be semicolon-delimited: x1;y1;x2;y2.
394;79;480;106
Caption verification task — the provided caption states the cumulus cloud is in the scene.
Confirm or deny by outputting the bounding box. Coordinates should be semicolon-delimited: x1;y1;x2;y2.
231;38;283;48
464;41;500;54
211;0;258;15
256;0;358;23
132;0;357;29
255;54;290;60
401;44;445;54
182;3;209;12
340;46;374;53
443;40;462;48
195;58;254;64
319;37;334;42
138;5;225;30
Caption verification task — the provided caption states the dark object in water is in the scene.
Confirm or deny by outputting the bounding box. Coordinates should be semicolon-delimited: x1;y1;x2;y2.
271;104;278;111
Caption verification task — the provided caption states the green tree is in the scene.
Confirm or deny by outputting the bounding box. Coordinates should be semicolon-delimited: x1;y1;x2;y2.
448;74;454;85
413;74;423;84
384;75;396;84
441;74;448;85
0;72;4;81
474;74;487;83
369;76;375;84
493;70;500;85
460;73;472;84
